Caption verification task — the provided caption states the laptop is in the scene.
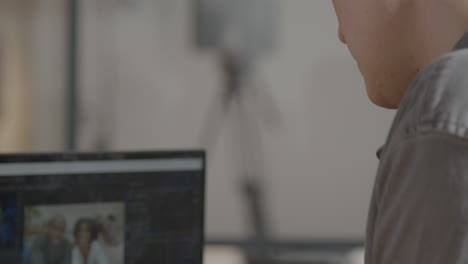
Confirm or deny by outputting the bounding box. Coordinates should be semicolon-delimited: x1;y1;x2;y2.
0;151;205;264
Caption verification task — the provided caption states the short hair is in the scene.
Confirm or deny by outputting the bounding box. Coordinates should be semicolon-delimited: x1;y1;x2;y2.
73;218;99;241
48;215;66;228
106;214;116;222
97;214;116;232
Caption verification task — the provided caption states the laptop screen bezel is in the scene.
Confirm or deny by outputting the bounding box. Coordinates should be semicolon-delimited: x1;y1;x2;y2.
0;150;206;264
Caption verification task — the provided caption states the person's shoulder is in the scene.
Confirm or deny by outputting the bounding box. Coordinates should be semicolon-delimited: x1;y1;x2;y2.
31;233;47;246
388;49;468;143
91;240;104;252
62;237;72;249
90;240;108;263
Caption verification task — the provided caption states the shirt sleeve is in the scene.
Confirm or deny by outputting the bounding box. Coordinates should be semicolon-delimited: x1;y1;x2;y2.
89;241;108;264
62;242;72;264
71;247;82;264
29;235;46;264
370;132;468;264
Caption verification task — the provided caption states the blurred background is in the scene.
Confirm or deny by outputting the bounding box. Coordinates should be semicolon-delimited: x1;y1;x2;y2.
1;0;396;263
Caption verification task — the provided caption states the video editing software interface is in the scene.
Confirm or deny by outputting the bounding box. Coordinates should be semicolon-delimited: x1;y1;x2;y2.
0;153;205;264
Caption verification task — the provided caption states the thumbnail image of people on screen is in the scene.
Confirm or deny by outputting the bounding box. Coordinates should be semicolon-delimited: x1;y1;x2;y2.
28;215;72;264
98;215;123;264
23;203;124;264
72;218;107;264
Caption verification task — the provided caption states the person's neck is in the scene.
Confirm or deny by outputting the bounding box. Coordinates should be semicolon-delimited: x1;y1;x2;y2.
389;1;468;108
79;246;90;261
413;0;467;59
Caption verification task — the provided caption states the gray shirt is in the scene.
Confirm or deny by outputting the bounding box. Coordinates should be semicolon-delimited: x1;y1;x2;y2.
30;233;72;264
365;48;468;264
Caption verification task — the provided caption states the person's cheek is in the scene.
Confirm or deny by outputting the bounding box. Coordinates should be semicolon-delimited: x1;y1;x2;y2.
331;0;344;23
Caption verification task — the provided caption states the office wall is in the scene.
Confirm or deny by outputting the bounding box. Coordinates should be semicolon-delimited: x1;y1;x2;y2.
0;0;33;152
31;0;396;239
30;0;67;151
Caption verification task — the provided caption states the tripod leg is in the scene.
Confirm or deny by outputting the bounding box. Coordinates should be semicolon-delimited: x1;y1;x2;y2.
199;53;243;150
234;91;272;240
248;67;282;129
199;85;235;151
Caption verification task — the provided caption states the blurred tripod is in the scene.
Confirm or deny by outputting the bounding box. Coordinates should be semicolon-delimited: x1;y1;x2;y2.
201;51;280;263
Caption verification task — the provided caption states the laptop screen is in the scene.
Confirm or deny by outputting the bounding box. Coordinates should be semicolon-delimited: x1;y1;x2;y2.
0;151;205;264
